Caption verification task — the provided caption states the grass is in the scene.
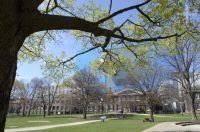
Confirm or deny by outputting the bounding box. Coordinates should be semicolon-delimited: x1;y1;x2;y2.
6;114;84;129
32;119;154;132
154;114;192;122
5;113;195;132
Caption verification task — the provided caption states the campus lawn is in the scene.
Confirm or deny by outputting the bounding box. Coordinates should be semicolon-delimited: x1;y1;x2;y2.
6;114;193;132
154;113;193;122
6;114;84;129
32;119;154;132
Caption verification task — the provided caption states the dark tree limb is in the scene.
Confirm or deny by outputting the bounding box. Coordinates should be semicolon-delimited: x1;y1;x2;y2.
34;14;187;43
45;0;52;13
97;0;152;24
136;7;156;25
60;46;100;64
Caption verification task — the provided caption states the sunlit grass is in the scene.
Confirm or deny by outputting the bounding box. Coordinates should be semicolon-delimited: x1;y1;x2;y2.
31;117;154;132
6;113;195;132
6;114;84;129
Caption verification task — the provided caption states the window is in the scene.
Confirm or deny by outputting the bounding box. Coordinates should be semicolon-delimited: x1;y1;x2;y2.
56;106;59;110
52;106;55;110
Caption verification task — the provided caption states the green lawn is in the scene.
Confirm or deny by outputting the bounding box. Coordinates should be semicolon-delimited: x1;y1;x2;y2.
6;113;195;132
29;114;193;132
32;119;153;132
6;114;84;129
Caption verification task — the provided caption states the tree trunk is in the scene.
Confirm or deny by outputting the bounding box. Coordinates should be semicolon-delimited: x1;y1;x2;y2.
48;85;51;116
43;106;46;118
0;48;18;131
28;108;32;116
190;93;198;121
22;105;26;116
83;108;87;119
180;102;183;116
47;106;51;116
0;0;30;129
149;107;154;122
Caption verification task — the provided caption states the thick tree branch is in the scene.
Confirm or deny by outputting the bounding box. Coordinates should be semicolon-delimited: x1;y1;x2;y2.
32;14;186;43
32;15;99;34
23;0;44;9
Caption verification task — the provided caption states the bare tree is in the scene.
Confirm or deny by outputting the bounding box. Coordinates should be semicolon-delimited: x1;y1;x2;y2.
70;68;104;119
35;78;48;118
160;36;200;121
124;63;165;122
44;77;59;116
10;80;28;116
10;79;42;116
26;78;42;116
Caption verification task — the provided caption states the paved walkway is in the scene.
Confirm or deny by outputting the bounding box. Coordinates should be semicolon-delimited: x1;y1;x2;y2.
143;122;200;132
5;120;100;132
130;113;176;118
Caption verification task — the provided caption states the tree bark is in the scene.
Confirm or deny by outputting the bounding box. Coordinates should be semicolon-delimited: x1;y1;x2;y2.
28;108;32;116
0;48;18;131
43;105;46;118
0;18;27;131
83;108;87;119
0;0;33;129
22;105;26;116
149;107;154;122
190;93;198;121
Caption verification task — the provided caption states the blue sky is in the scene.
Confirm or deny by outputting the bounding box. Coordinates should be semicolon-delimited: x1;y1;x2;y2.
16;0;141;81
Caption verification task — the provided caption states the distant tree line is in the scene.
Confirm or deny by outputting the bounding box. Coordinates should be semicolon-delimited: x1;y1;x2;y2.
9;67;105;119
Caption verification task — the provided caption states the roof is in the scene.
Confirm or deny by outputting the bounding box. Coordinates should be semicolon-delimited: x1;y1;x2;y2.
113;88;142;95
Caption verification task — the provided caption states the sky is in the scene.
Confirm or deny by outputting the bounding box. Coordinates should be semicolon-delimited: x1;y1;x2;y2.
16;0;141;81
